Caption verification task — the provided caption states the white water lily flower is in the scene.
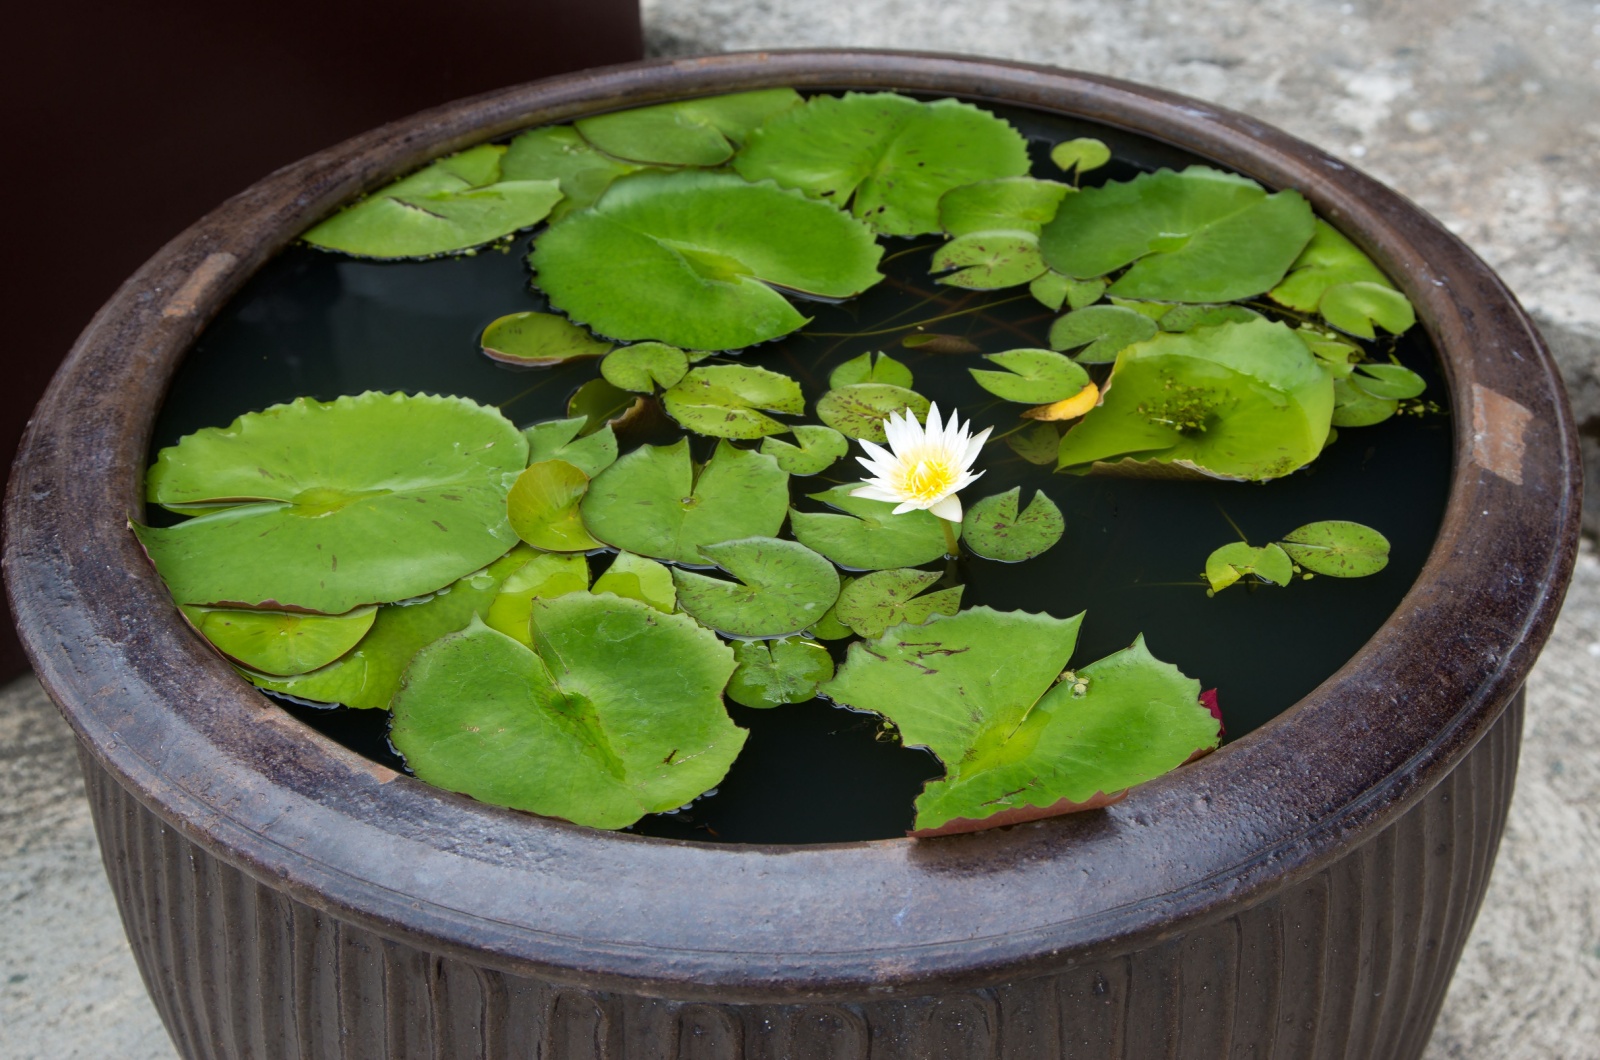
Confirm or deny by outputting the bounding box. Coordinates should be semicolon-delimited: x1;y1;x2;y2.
850;402;990;522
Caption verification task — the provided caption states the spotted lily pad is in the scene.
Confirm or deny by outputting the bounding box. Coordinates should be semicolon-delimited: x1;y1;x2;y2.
1006;422;1063;465
1040;166;1315;303
521;417;618;478
734;92;1032;236
816;383;931;443
391;598;743;830
671;538;840;638
592;552;676;613
829;351;914;389
833;568;963;638
1204;542;1294;593
662;364;804;439
303;144;563;259
790;484;948;570
969;348;1091;405
484;552;589;645
246;548;533;708
574;89;802;167
601;343;690;393
530;170;884;350
500;125;641;222
580;440;789;565
181;604;376;676
507;460;603;553
727;638;835;708
822;609;1220;834
1278;521;1390;577
961;488;1064;562
138;392;525;613
759;425;849;475
1048;305;1160;364
480;311;612;366
931;178;1072;289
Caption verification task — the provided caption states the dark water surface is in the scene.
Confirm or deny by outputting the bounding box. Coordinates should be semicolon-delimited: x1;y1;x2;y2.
154;103;1452;844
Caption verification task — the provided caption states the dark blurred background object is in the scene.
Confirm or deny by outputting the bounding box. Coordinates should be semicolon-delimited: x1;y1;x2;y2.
0;1;644;679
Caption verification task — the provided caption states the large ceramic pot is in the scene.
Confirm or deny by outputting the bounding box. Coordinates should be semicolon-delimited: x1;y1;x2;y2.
4;51;1581;1059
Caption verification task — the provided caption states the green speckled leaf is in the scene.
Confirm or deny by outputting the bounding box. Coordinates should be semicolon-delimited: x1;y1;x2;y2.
507;460;603;553
727;638;835;708
932;178;1070;289
671;538;840;638
816;383;931;443
1278;521;1390;577
592;552;676;613
1204;542;1294;593
601;343;690;393
484;552;589;645
961;488;1064;562
1048;305;1160;364
833;568;962;638
521;417;617;478
970;349;1090;404
790;484;948;570
481;311;612;366
829;351;914;389
575;89;802;167
1006;421;1063;466
662;364;804;439
182;604;376;677
760;425;849;476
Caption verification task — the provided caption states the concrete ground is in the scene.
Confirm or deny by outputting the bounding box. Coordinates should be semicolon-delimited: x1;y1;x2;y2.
3;0;1597;1056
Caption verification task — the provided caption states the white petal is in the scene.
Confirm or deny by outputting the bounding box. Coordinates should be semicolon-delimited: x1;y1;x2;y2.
857;438;894;464
962;426;992;466
928;494;963;522
851;484;901;502
891;499;924;515
856;454;895;477
924;402;944;443
886;411;918;455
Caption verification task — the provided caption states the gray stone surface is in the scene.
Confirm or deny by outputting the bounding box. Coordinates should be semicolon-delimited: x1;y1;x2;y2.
3;1;1597;1056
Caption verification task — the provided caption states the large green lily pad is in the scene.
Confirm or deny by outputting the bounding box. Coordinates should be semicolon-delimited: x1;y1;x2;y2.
181;604;376;677
580;439;789;564
138;392;525;613
1055;319;1334;481
734;92;1032;236
1048;305;1159;364
661;364;805;439
931;178;1072;289
961;488;1064;562
302;144;563;259
391;597;744;829
574;89;802;167
1039;166;1315;303
481;311;612;366
823;610;1220;834
760;425;849;476
507;460;603;553
500;125;640;221
833;568;962;638
790;484;948;570
727;638;835;709
672;537;841;637
815;383;931;443
530;170;883;351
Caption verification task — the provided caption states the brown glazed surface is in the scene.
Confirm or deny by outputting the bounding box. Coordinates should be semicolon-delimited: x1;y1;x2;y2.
2;50;1581;1050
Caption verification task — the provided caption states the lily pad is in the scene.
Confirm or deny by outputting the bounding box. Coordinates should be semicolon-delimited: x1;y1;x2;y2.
671;538;841;638
822;610;1219;834
1321;282;1417;340
500;125;640;222
816;383;931;443
1331;377;1399;427
1005;421;1063;465
1204;542;1294;593
1054;318;1334;481
829;351;914;389
961;488;1064;562
581;439;789;564
808;587;856;641
481;311;612;366
247;548;532;708
1050;138;1112;179
591;552;676;613
1158;304;1262;333
969;349;1091;404
1030;272;1106;312
181;604;376;677
734;92;1032;236
727;638;835;709
138;392;525;613
833;568;962;638
574;89;802;167
507;460;603;553
484;552;590;645
391;598;744;830
760;425;849;475
1349;362;1426;400
1277;521;1390;577
601;343;690;393
1270;220;1414;337
566;378;641;437
303;144;563;259
530;170;884;351
661;364;804;439
521;417;618;477
790;484;948;570
1040;166;1315;303
931;178;1071;289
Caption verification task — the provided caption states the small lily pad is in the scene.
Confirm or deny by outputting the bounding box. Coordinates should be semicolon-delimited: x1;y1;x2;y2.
1005;421;1063;465
671;538;841;638
816;384;931;443
833;568;962;638
760;425;849;475
566;378;641;437
500;125;640;222
1349;363;1426;400
829;351;914;389
1204;542;1294;593
581;439;789;565
481;311;612;366
391;598;743;830
961;488;1064;562
484;552;589;645
790;484;948;570
591;552;676;613
601;343;690;393
1277;521;1390;577
507;460;603;553
1050;137;1112;178
521;417;618;477
182;604;376;676
931;178;1071;289
969;349;1091;404
1321;282;1417;340
1270;220;1413;337
734;92;1032;236
1030;271;1106;313
1331;377;1399;427
303;144;563;259
575;89;802;167
662;364;804;439
727;638;836;708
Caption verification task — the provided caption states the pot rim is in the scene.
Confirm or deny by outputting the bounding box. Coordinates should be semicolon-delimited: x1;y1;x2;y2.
4;49;1580;1002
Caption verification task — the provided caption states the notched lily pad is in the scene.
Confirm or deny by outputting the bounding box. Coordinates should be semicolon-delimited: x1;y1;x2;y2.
500;125;640;222
1349;362;1426;400
601;343;690;393
522;417;618;477
1030;271;1106;313
790;484;948;570
760;424;849;476
829;351;914;389
662;364;804;439
931;178;1071;289
1270;219;1415;338
1331;377;1399;427
1050;138;1112;178
1006;421;1063;465
507;460;603;552
485;552;589;645
961;488;1064;562
671;538;841;638
592;552;676;613
816;383;932;443
969;348;1091;404
481;311;612;366
833;568;962;638
567;378;642;437
727;637;836;709
1321;282;1417;340
390;598;744;830
1204;542;1294;593
182;604;376;676
1278;521;1390;577
574;89;803;167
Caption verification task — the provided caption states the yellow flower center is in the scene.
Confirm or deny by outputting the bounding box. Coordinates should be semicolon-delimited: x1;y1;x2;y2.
895;453;959;503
